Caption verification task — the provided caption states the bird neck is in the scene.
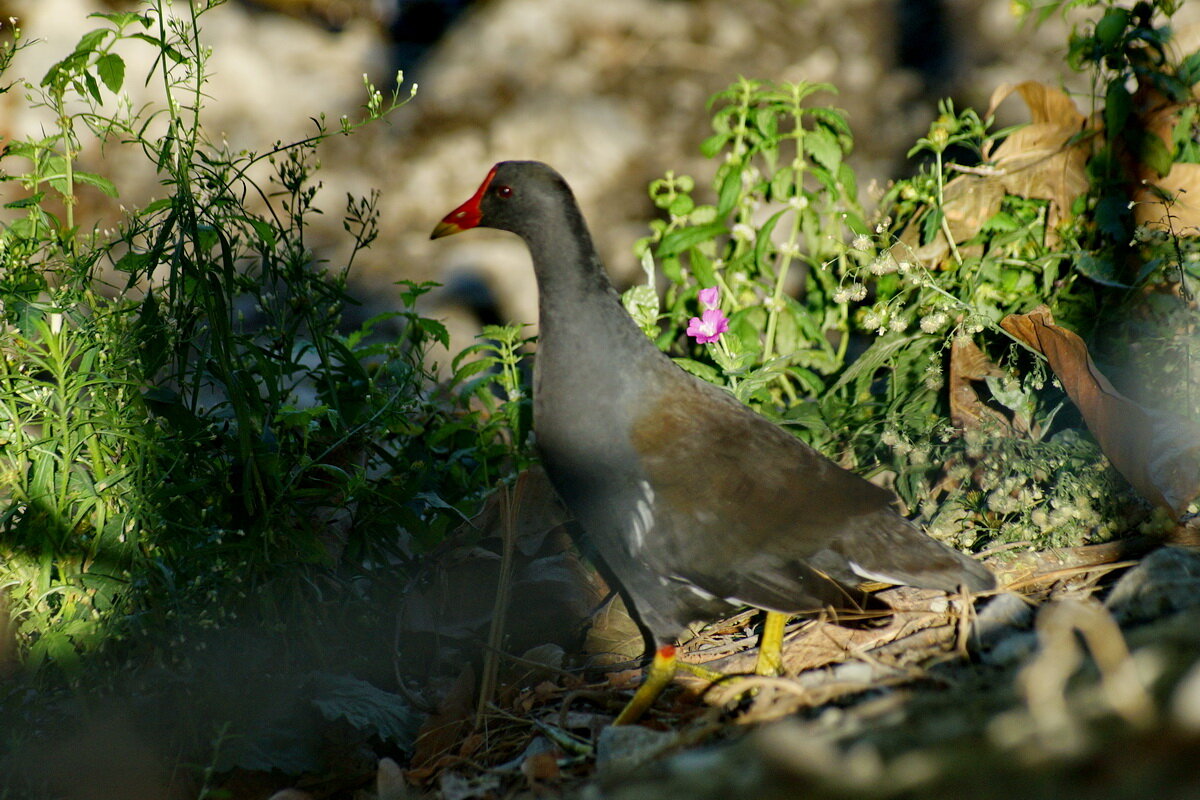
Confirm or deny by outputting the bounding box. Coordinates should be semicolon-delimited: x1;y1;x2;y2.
523;209;654;362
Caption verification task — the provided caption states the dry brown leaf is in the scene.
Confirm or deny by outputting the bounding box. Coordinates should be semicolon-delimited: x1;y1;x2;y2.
1000;306;1200;516
520;749;562;786
897;81;1093;268
987;81;1086;129
1132;163;1200;232
986;82;1092;233
409;665;476;776
948;338;1011;432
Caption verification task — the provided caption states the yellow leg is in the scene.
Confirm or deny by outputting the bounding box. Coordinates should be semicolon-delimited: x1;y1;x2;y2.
754;611;788;676
613;645;678;725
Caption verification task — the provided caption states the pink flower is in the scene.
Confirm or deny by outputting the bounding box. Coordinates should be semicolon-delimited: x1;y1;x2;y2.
698;286;720;310
687;308;729;344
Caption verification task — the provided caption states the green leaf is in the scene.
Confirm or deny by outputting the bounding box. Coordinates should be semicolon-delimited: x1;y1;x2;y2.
1094;194;1130;240
80;70;102;104
72;28;109;56
673;357;721;383
668;194;695;217
1179;50;1200;87
73;171;118;197
804;125;842;173
4;194;44;209
140;197;174;215
130;33;187;64
96;53;125;94
115;250;151;273
1105;80;1131;136
769;167;794;200
753;209;788;272
656;223;727;259
831;334;923;394
1094;8;1129;51
89;11;151;27
716;166;743;217
1075;253;1130;288
701;133;729;158
1138;131;1173;178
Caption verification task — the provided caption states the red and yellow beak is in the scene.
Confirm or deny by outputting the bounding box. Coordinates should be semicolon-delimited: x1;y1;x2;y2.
430;165;498;239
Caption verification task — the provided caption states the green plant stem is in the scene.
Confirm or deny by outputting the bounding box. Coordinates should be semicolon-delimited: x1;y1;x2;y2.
935;149;964;267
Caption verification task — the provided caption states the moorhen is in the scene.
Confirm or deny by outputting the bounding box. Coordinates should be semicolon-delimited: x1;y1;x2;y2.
432;161;995;722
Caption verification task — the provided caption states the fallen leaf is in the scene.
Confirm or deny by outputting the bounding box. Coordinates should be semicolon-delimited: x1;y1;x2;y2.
1132;163;1200;231
521;749;562;785
986;82;1093;234
897;81;1094;267
948;338;1011;432
584;592;645;667
409;665;475;776
1000;306;1200;516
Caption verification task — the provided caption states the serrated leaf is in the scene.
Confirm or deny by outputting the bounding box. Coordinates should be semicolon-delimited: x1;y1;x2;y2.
1075;253;1129;288
4;194;44;210
74;28;109;56
96;53;125;94
673;357;721;383
804;125;842;172
1094;194;1130;240
655;223;726;258
73;171;118;197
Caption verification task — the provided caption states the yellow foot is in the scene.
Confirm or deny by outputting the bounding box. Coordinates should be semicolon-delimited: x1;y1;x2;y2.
613;645;678;725
754;611;788;676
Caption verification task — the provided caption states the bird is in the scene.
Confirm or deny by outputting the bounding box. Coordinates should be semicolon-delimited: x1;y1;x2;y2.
432;161;995;722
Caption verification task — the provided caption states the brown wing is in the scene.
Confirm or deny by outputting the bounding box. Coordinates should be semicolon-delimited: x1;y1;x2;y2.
630;368;992;612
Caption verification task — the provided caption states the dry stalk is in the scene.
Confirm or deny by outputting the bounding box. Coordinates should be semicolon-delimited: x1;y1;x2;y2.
476;477;523;727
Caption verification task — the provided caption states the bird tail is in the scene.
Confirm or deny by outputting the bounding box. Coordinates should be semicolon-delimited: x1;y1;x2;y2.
839;517;996;594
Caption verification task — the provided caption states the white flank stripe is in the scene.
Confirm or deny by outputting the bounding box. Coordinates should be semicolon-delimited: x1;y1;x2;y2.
849;560;906;587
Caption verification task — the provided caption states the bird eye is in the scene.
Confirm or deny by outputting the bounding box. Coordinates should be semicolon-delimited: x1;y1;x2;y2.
496;185;514;198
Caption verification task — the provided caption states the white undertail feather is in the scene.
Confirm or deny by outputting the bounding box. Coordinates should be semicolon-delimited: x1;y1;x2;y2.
848;559;908;587
629;480;655;551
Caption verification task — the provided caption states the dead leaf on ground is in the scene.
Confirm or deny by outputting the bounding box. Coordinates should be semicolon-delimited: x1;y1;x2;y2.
408;665;476;780
1000;306;1200;516
948;338;1012;432
520;748;562;786
1132;163;1200;232
584;592;644;667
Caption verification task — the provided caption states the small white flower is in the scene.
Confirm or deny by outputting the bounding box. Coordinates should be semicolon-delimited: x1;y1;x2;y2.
869;256;898;276
833;287;851;304
862;310;883;331
920;312;948;334
889;316;908;332
875;217;892;234
732;223;756;242
851;234;872;252
849;283;867;301
778;241;802;259
788;195;810;211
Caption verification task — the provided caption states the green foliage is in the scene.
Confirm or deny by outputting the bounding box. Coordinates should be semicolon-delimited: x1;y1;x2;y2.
632;78;864;431
630;4;1200;556
0;0;517;691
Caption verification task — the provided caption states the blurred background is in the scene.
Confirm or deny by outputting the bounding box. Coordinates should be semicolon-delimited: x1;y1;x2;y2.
3;0;1193;358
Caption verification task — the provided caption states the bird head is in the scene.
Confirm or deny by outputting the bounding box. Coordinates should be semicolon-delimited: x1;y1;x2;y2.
430;161;572;240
